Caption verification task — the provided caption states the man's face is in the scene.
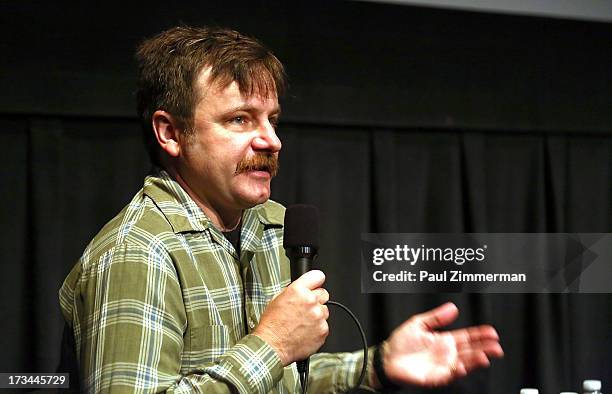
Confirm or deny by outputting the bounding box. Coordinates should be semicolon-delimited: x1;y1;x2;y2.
176;70;282;214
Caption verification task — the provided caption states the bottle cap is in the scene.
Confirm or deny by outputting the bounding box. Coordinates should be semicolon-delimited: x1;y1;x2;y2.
583;380;602;391
520;389;539;394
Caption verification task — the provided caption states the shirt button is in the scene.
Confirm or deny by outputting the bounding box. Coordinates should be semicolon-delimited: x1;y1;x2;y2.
248;320;255;329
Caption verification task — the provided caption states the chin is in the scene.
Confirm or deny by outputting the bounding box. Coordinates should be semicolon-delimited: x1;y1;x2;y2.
235;179;271;203
236;191;270;208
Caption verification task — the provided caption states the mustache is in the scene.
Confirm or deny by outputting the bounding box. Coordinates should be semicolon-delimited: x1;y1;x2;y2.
235;153;279;177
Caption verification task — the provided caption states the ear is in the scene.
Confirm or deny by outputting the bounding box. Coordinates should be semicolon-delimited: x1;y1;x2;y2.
152;110;183;157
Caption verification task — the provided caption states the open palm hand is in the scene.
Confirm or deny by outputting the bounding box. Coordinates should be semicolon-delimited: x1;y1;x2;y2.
382;303;504;388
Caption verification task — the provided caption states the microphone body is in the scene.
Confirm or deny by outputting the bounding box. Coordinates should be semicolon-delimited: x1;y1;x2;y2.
287;246;317;282
285;245;317;386
283;205;320;391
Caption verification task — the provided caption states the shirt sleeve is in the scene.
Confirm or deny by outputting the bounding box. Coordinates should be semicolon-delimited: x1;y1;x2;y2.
307;347;378;393
69;240;284;394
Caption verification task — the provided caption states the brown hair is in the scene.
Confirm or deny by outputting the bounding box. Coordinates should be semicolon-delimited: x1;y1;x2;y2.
135;25;287;166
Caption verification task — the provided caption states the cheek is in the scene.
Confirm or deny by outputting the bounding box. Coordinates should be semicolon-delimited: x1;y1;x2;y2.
190;143;237;170
190;133;253;174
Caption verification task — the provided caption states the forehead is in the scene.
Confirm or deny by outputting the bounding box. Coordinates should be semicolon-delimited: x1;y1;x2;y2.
195;67;279;112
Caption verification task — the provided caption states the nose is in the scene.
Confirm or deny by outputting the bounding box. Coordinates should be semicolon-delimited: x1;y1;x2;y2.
252;121;282;153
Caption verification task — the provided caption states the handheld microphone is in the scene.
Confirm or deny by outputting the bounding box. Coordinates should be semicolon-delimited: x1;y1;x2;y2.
283;205;369;393
283;204;319;391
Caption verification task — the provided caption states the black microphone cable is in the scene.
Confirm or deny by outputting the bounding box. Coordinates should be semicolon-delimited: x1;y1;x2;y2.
299;300;368;394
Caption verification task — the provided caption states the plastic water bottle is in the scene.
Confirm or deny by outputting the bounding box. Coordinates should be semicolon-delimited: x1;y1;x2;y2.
583;380;602;394
520;389;539;394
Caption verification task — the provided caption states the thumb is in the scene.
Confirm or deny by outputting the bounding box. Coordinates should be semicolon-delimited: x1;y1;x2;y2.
412;302;459;330
292;270;326;290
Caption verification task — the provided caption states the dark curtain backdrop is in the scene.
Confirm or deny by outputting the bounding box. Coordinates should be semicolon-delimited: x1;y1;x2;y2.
1;1;612;393
1;117;610;394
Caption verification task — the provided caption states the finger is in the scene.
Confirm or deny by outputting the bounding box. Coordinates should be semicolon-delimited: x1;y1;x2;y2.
412;302;459;330
312;288;330;304
457;349;492;373
451;326;503;359
292;270;326;290
321;304;329;320
453;361;468;378
450;325;500;345
458;339;504;358
319;320;329;339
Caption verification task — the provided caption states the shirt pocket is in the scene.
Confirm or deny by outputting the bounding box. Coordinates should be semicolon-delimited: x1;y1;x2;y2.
182;324;231;368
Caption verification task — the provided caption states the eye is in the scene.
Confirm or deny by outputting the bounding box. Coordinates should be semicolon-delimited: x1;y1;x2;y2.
230;116;247;125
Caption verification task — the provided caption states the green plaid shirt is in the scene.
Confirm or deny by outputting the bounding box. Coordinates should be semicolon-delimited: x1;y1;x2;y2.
59;171;374;393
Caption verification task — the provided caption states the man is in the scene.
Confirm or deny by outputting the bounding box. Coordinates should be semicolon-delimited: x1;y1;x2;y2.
59;26;503;393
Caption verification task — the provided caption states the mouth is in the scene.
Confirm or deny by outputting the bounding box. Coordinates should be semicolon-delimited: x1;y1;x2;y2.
242;165;272;177
246;169;272;178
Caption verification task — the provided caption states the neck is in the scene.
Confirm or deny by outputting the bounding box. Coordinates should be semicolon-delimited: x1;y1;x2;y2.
164;167;242;232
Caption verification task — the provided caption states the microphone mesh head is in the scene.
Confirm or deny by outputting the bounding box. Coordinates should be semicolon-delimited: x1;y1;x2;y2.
283;204;319;249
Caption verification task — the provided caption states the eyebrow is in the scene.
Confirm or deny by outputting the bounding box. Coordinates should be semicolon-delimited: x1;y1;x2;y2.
224;104;282;117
